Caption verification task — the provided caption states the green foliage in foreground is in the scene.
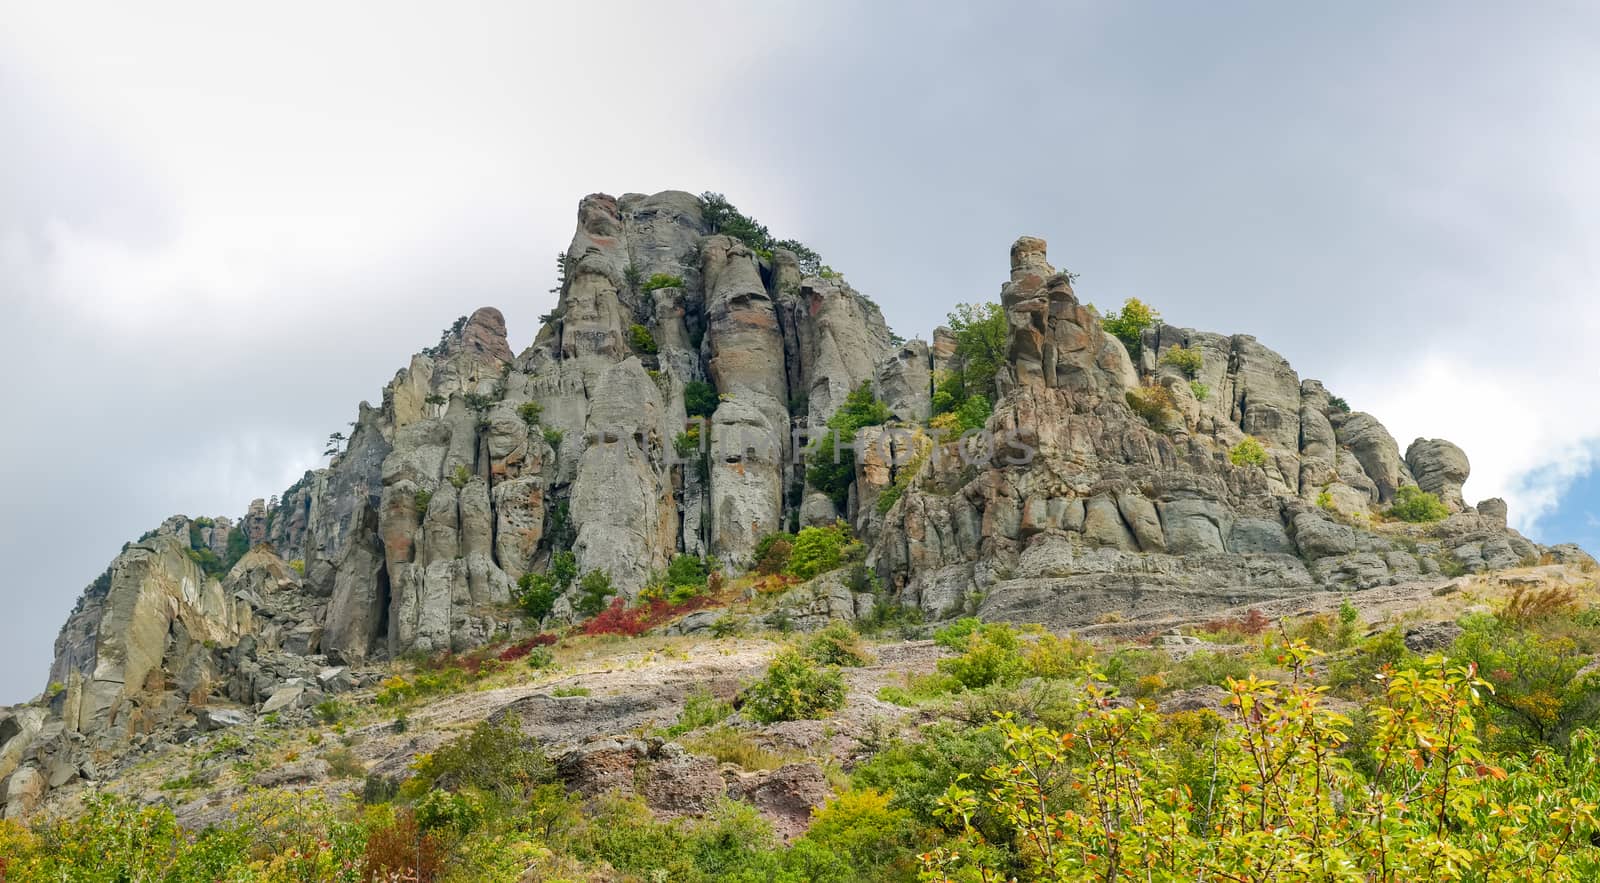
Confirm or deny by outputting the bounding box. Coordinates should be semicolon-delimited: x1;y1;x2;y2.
922;648;1600;882
13;600;1600;881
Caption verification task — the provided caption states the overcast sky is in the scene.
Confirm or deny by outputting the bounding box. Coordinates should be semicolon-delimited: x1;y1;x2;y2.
2;1;1596;703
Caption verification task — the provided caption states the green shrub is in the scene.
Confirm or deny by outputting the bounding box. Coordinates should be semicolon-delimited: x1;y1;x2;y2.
933;617;983;651
1450;613;1600;750
405;718;553;802
753;531;796;575
932;302;1007;418
414;788;484;836
1161;345;1203;377
1189;380;1210;402
1126;385;1175;429
1328;395;1351;412
1316;489;1335;510
684;380;718;419
665;554;717;592
542;427;564;449
1324;627;1412;696
449;463;472;488
312;699;347;724
414;488;433;513
783;788;927;882
741;649;847;722
700;192;827;275
627;323;658;354
517;401;543;427
516;572;559;620
674;423;704;459
642;273;686;292
1229;435;1269;467
1388;486;1449;522
851;723;1010;830
804;621;873;667
288;558;306;575
1100;297;1160;357
575;569;616;618
663;687;734;738
1166;650;1251;691
937;623;1031;690
223;528;249;570
787;522;851;580
953;394;991;432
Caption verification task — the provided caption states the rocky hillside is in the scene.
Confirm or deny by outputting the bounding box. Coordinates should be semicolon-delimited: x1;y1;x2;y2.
1;190;1589;823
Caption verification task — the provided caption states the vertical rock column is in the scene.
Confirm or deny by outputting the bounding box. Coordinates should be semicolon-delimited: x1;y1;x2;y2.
702;236;790;565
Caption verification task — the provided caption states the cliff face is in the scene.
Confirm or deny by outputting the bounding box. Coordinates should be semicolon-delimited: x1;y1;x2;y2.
868;235;1572;631
1;191;1587;819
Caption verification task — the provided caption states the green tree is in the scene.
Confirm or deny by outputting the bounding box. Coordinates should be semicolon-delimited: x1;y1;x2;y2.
1100;297;1160;357
575;569;616;618
806;383;892;506
684;380;718;419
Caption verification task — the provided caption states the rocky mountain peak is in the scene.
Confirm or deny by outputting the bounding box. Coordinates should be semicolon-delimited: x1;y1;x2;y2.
2;191;1591;821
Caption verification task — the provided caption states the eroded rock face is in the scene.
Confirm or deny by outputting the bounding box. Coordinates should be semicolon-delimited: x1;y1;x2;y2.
1406;438;1470;510
52;534;254;740
869;234;1551;631
877;339;933;423
15;194;1576;821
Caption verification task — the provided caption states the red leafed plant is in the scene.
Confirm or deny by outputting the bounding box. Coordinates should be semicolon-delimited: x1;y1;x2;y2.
498;632;559;662
1199;608;1273;637
581;595;715;637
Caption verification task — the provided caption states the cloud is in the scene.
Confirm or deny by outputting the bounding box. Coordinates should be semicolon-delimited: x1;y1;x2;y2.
2;1;1598;703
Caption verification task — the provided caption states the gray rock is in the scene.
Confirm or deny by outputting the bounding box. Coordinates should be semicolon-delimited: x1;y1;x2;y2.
1406;438;1470;510
1116;492;1166;553
1227;518;1294;555
1404;621;1464;653
1083;495;1137;551
1476;497;1508;528
259;684;306;714
197;708;252;731
252;758;330;788
875;339;933;423
1160;499;1228;554
1335;412;1410;502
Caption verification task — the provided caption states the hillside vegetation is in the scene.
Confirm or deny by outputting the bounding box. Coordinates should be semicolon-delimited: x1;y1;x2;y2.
4;555;1599;882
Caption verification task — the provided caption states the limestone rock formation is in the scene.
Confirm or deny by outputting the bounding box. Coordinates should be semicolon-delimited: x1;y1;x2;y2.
1406;438;1471;511
4;195;1580;821
869;235;1553;632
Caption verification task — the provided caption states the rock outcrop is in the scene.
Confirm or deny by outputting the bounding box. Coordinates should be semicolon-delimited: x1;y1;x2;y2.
4;195;1578;820
869;235;1551;632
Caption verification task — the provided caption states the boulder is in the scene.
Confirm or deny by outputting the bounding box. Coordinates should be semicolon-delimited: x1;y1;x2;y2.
197;708;252;731
252;758;330;788
1406;438;1470;510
